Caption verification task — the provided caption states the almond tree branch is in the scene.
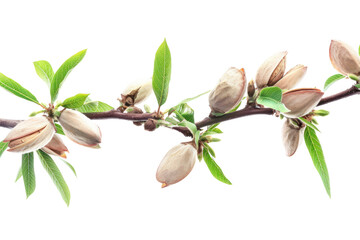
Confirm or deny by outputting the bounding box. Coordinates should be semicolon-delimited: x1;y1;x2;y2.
0;118;20;128
84;110;156;121
0;86;359;137
317;85;359;106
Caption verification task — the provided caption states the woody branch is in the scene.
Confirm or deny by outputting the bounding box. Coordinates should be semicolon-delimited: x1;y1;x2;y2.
0;85;359;137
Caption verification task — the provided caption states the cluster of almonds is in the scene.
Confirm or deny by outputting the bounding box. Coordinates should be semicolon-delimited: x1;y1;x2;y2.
156;40;360;188
3;109;102;157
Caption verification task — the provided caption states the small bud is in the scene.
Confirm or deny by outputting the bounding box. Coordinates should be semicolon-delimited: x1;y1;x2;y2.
197;151;203;161
144;119;157;131
58;109;102;148
156;143;197;187
42;134;68;158
329;40;360;76
247;79;255;97
275;64;307;90
349;74;360;81
144;104;151;113
282;119;305;156
255;51;287;89
313;109;330;117
209;67;247;113
122;79;152;105
282;88;324;118
3;116;55;153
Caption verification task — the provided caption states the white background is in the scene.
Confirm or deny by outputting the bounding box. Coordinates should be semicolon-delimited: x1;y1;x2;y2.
0;0;359;239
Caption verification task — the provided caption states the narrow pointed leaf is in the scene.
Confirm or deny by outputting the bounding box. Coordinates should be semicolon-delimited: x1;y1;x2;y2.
194;130;200;147
208;123;220;131
170;103;195;123
33;60;54;86
37;150;70;206
0;141;8;158
203;142;216;158
257;86;289;112
203;148;231;185
178;90;210;104
50;49;87;103
304;127;331;197
55;123;65;135
60;159;77;177
210;128;222;133
227;101;242;113
324;74;345;91
0;73;40;104
15;166;23;182
22;152;36;198
165;116;179;125
298;117;320;132
76;101;113;113
202;127;223;138
178;120;197;136
152;39;171;107
61;93;89;109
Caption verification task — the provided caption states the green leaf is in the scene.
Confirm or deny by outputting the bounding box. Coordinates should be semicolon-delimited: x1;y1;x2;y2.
324;74;345;91
208;123;220;131
76;101;113;113
60;159;77;177
29;110;45;117
61;93;89;109
170;103;195;123
298;117;320;132
152;39;171;107
201;130;222;138
50;49;87;103
355;84;360;89
203;148;231;185
204;128;223;136
256;86;289;112
304;127;331;197
227;100;242;113
201;127;223;139
165;116;179;125
37;150;71;206
33;60;54;86
178;90;210;104
210;128;222;134
55;124;65;135
22;152;36;198
203;142;216;158
15;166;22;182
178;120;197;136
0;141;8;158
0;73;40;104
194;130;200;147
